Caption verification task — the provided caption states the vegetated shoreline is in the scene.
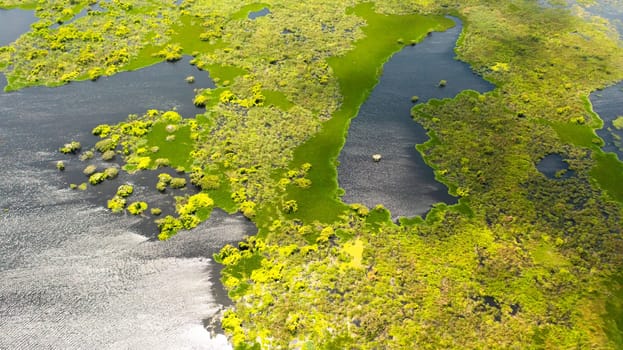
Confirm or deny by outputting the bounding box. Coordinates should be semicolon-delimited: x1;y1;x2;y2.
337;15;496;220
2;0;623;348
0;55;257;348
591;81;623;161
286;3;455;224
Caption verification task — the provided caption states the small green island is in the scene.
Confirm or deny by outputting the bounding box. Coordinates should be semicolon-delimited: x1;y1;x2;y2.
2;0;623;348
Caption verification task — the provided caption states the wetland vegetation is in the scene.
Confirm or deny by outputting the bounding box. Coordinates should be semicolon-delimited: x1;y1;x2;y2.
2;0;623;348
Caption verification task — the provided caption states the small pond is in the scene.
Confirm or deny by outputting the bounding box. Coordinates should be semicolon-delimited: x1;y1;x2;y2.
536;154;574;179
248;7;270;19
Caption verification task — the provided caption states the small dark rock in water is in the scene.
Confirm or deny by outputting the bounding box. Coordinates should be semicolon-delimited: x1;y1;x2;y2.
372;154;382;162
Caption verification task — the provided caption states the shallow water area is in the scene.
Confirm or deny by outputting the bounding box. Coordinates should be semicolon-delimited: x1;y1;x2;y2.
0;8;37;46
538;0;623;35
0;58;253;348
579;0;623;35
338;18;493;218
50;3;106;29
248;7;270;19
590;81;623;160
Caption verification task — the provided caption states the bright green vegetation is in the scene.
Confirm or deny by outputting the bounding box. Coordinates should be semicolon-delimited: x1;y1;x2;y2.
288;3;453;223
591;152;623;202
59;141;80;154
6;0;623;348
614;116;623;130
127;201;148;215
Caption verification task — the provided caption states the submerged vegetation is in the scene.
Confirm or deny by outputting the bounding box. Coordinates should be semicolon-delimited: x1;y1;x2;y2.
3;0;623;348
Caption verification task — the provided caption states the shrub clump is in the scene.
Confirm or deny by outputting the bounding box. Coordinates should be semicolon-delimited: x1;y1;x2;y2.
156;173;172;192
154;158;171;168
95;138;117;152
107;196;126;213
116;184;134;197
190;172;221;190
127;201;148;215
89;172;107;185
104;167;119;179
59;141;81;154
80;150;94;161
282;200;298;214
156;215;184;240
83;164;97;176
170;177;187;189
101;150;116;161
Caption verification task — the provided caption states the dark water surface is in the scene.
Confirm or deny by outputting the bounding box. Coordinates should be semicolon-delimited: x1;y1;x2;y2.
590;82;623;161
0;58;255;348
338;18;493;218
0;9;37;46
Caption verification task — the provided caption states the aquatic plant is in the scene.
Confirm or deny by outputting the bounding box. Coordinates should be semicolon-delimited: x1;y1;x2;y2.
127;201;148;215
169;177;186;189
79;150;94;161
107;195;126;213
103;167;118;179
59;141;81;154
83;164;97;176
282;200;298;214
101;150;115;161
88;172;106;185
95;138;117;152
154;158;170;167
116;184;134;197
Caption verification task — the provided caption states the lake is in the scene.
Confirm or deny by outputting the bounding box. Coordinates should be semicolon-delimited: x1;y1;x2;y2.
337;17;493;219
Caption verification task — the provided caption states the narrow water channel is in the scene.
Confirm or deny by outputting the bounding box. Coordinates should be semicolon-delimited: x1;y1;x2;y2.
338;18;493;218
0;57;255;349
590;81;623;161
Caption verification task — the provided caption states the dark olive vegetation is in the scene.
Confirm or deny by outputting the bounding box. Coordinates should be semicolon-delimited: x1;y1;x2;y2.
7;0;623;348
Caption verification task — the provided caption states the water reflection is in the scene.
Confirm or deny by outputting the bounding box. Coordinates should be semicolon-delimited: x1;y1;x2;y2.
0;58;252;348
